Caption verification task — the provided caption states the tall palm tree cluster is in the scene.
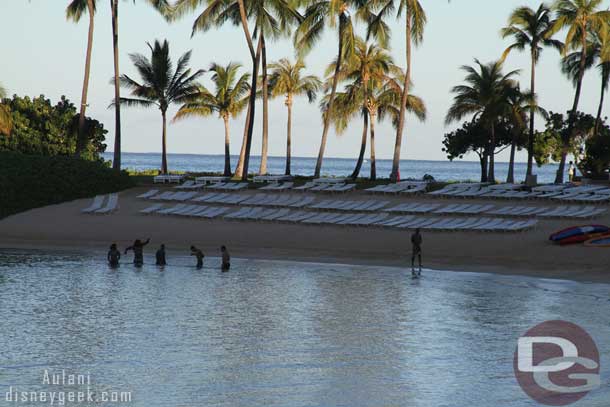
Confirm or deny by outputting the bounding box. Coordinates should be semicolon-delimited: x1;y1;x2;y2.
449;0;610;183
57;0;610;182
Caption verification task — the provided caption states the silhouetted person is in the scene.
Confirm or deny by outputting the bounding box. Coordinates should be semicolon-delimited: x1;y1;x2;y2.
411;228;422;276
190;246;204;269
221;246;230;271
125;238;150;266
107;243;121;267
156;244;167;266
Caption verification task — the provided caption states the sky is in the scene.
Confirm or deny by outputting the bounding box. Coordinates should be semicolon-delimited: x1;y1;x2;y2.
1;0;608;162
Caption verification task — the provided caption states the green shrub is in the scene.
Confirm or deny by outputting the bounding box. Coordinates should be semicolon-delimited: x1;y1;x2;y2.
0;152;134;218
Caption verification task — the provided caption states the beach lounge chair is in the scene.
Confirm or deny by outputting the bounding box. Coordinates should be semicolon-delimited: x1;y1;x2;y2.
288;196;316;208
172;191;198;201
95;194;119;214
396;217;439;229
170;204;200;216
285;211;319;222
260;208;292;221
157;203;188;215
175;180;198;190
196;207;230;219
137;189;160;199
363;201;389;212
259;183;280;191
378;216;416;227
327;183;357;193
140;203;164;214
207;182;228;190
224;207;257;219
81;195;105;213
293;182;316;192
352;213;389;226
365;184;392;194
399;184;428;195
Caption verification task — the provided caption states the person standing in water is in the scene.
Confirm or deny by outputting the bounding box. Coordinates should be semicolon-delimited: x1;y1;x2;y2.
107;243;121;267
221;246;230;271
411;228;423;276
124;238;150;266
156;244;167;266
190;246;204;269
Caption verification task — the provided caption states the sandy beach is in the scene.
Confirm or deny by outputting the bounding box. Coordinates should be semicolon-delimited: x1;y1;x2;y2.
1;186;608;283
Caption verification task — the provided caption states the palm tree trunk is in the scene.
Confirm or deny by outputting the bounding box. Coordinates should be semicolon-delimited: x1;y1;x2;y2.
390;9;412;181
507;131;517;184
285;100;292;176
556;34;587;184
161;110;168;174
314;13;346;178
259;32;269;175
526;50;536;178
241;36;263;181
110;0;122;171
76;0;95;157
369;112;377;181
488;122;496;182
351;110;368;179
223;114;231;176
595;74;606;135
234;95;251;178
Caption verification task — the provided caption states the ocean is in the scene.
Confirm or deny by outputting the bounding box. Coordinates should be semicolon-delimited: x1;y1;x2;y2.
103;152;564;184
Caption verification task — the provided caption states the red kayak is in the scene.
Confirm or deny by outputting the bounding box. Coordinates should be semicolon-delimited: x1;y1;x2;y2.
558;232;609;246
549;225;610;243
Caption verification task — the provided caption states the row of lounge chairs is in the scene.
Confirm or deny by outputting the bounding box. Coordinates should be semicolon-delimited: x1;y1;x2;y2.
176;180;250;191
429;183;610;202
81;194;119;214
137;190;606;219
365;182;429;195
140;203;538;232
153;175;184;184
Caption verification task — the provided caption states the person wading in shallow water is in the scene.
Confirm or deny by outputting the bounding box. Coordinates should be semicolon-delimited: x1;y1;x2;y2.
411;228;423;277
107;243;121;267
156;244;167;266
221;246;230;272
190;246;204;269
124;238;150;266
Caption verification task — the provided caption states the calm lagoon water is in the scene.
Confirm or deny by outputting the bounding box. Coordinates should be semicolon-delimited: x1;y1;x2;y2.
0;250;608;406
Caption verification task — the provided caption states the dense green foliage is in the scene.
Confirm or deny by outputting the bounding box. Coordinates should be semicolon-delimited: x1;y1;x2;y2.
0;95;107;160
0;152;133;219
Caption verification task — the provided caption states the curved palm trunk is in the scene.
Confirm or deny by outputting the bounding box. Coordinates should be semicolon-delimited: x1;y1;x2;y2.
369;112;377;181
241;36;263;181
351;111;369;179
285;99;293;176
507;131;518;184
390;10;412;181
76;0;95;157
488;122;496;182
234;96;251;178
110;0;122;171
259;33;269;175
161;110;168;174
223;115;232;176
556;33;587;184
314;14;346;178
526;51;536;178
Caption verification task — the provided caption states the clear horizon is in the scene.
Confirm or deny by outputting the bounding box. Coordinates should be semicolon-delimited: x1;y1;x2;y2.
2;0;605;163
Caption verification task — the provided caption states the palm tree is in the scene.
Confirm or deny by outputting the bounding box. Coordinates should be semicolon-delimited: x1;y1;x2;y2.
66;0;96;157
268;58;321;175
0;83;11;136
295;0;366;177
446;60;520;182
504;89;547;183
109;0;170;171
591;27;610;135
174;63;250;176
117;39;204;174
500;3;562;180
550;0;610;183
367;0;427;181
326;38;394;179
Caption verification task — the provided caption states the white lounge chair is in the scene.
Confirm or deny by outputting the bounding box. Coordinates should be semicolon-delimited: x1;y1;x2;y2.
137;189;159;199
288;196;316;208
293;182;316;192
157;203;188;215
140;203;164;214
175;180;198;190
81;195;105;213
95;194;119;214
